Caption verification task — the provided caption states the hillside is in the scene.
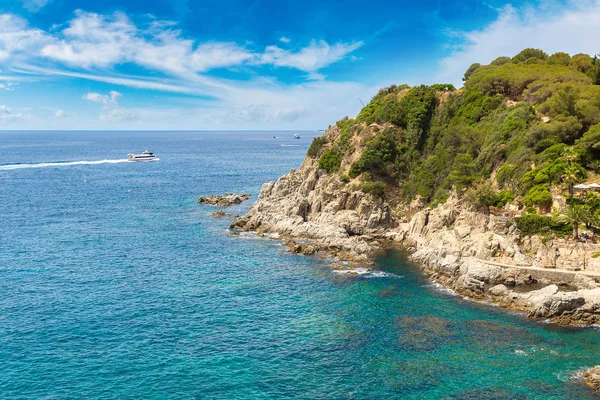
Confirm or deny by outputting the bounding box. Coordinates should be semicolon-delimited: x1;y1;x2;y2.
231;49;600;326
307;48;600;233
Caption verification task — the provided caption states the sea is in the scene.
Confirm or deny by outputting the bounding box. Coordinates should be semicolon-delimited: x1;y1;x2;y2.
1;130;600;399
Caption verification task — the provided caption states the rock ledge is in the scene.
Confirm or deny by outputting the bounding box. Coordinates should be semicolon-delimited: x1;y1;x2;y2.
198;193;251;206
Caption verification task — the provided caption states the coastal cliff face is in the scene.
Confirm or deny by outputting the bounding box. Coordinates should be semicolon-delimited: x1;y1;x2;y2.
232;48;600;326
231;157;394;264
231;148;600;325
401;194;600;326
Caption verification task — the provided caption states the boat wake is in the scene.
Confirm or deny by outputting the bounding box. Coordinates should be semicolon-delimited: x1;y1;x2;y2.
0;159;130;170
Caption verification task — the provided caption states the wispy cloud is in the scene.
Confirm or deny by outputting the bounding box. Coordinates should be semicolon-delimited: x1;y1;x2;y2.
279;36;291;44
23;0;52;12
0;9;370;128
261;40;363;73
0;82;17;90
3;10;361;80
437;1;600;85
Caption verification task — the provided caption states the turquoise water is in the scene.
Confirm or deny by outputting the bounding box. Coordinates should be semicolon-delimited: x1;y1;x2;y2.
1;131;600;399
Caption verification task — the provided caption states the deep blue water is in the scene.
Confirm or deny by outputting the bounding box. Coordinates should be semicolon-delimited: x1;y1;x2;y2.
1;130;600;399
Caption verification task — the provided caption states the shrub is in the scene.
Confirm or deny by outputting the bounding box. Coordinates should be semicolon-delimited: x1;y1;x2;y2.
307;136;326;158
516;214;572;236
495;190;516;207
318;150;342;173
340;174;350;183
465;184;516;208
360;181;386;198
349;128;400;179
523;184;552;208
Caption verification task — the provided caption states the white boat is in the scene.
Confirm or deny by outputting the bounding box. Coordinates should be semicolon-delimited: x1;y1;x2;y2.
128;149;159;162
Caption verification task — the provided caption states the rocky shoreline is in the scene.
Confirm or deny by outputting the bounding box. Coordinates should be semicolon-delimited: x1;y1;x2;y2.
230;153;600;327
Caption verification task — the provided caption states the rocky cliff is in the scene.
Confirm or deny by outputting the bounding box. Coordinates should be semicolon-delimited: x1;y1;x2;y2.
231;156;394;264
231;123;600;326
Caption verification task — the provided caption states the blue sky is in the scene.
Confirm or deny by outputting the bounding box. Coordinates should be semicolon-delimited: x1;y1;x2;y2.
0;0;599;130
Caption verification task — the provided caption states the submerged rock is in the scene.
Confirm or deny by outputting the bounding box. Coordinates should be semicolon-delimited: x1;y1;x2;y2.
210;210;239;218
198;193;251;206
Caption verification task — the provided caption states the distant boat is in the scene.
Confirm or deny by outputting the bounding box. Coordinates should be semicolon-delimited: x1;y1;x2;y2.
128;149;159;162
293;133;301;140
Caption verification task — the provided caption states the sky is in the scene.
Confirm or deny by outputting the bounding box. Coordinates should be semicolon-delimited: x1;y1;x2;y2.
0;0;600;130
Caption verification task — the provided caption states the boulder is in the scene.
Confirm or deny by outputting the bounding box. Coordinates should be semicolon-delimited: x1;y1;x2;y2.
198;193;252;206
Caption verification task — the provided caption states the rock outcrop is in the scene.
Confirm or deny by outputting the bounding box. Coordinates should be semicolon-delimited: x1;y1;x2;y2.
231;158;395;264
198;193;251;206
584;366;600;392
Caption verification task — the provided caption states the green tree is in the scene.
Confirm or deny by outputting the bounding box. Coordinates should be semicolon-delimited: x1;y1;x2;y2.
512;48;548;63
447;153;479;191
552;86;580;116
548;52;571;66
490;56;511;66
463;63;481;82
563;204;591;239
562;147;580;196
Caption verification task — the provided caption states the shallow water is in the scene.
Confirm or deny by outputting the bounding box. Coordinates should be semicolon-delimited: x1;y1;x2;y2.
1;131;599;399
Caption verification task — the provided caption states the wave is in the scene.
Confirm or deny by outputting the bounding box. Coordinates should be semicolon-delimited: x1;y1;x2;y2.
0;159;130;171
333;268;402;279
280;144;300;147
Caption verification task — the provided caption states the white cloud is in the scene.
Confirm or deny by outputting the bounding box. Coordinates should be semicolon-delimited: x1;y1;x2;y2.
23;0;52;12
29;11;360;78
0;10;368;128
279;36;291;44
83;90;121;106
261;40;363;72
83;90;138;122
0;105;30;123
190;42;255;72
0;14;50;63
437;1;600;86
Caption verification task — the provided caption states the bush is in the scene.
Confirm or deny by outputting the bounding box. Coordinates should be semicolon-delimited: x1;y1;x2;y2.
465;184;516;208
318;150;342;173
307;136;326;158
516;214;572;236
349;128;400;179
523;184;552;208
360;181;386;198
340;174;350;183
495;190;516;207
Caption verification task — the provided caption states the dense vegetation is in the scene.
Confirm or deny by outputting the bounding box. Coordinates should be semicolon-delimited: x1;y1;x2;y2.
309;49;600;222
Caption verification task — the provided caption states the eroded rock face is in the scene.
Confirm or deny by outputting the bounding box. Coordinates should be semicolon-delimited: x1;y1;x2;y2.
198;193;251;206
231;160;396;264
